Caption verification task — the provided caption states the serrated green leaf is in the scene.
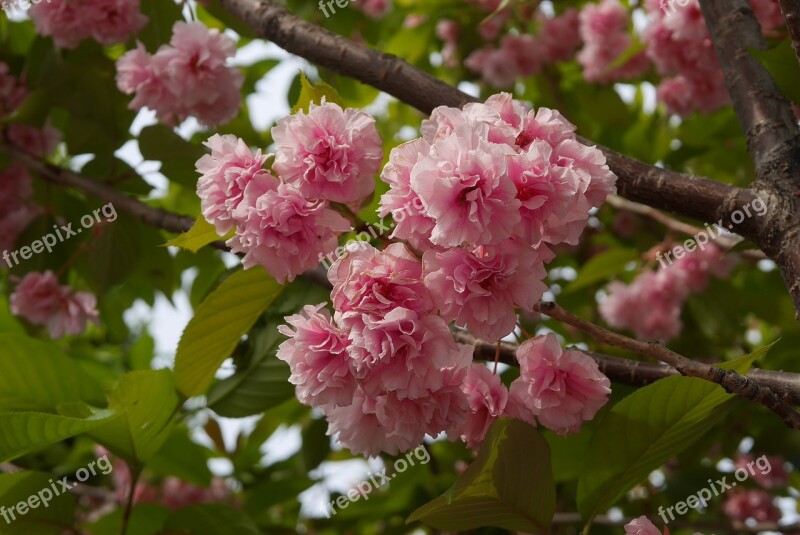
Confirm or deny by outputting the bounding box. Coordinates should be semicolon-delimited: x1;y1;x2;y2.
577;344;774;524
0;333;106;411
292;72;345;114
0;411;117;463
408;418;555;532
174;267;284;397
564;248;639;293
165;217;225;253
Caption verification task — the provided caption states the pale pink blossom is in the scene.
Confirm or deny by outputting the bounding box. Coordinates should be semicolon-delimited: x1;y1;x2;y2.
161;478;232;510
196;134;274;235
228;179;351;283
0;63;27;117
378;138;438;250
10;271;99;339
509;333;611;435
29;0;147;49
0;163;39;253
8;121;61;157
355;0;391;18
723;489;782;523
455;364;509;449
624;516;663;535
537;9;583;63
0;207;39;253
464;47;519;88
734;454;789;489
672;243;734;292
348;308;472;400
411;122;520;247
272;102;382;209
578;0;650;83
116;22;242;127
750;0;784;31
328;243;435;328
422;241;547;342
277;304;356;408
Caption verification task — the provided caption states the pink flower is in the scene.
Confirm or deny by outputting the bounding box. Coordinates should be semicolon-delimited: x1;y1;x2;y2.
537;9;583;63
8;121;61;157
228;178;351;283
509;333;610;435
750;0;784;31
465;47;520;88
116;22;242;127
196;134;274;235
328;243;435;328
378;138;438;250
723;489;782;523
578;0;650;83
411;122;520;247
454;364;509;449
277;304;356;408
29;0;147;49
422;241;548;342
0;63;27;117
161;477;232;510
600;269;687;341
10;271;99;339
672;243;734;292
624;516;663;535
734;454;789;489
355;0;391;18
347;308;472;399
272;102;382;208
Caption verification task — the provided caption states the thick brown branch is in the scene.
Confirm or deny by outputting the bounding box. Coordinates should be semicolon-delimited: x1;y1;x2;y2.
218;0;742;227
532;302;800;429
779;0;800;66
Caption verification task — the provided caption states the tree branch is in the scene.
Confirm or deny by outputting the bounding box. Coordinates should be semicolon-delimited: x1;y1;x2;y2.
779;0;800;66
530;301;800;429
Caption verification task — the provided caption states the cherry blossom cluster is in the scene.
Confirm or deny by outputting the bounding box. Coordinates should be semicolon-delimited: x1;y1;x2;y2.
722;453;789;524
0;62;27;117
195;101;382;283
449;0;785;116
116;22;243;127
624;516;666;534
599;243;734;340
10;271;99;339
465;10;583;88
28;0;147;49
0;164;39;254
355;0;391;18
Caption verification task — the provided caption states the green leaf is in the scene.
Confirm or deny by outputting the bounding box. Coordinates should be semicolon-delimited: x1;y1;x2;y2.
0;333;106;411
163;503;260;535
138;124;207;189
88;370;179;463
174;267;284;397
147;428;213;487
0;472;77;535
0;411;116;463
564;248;639;293
301;417;330;471
750;39;800;106
77;213;143;294
84;503;169;535
408;418;555;532
138;0;184;52
165;217;224;253
292;72;345;114
576;344;773;523
207;326;294;418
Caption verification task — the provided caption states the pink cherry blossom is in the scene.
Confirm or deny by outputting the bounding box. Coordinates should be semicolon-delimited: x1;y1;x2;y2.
328;242;435;328
464;47;520;88
29;0;147;49
10;271;99;339
411;122;520;247
378;138;438;250
537;9;583;63
355;0;391;18
116;22;242;127
750;0;784;30
0;63;27;117
277;304;356;408
723;489;782;523
161;477;233;510
624;516;663;535
672;243;734;292
509;333;611;435
272;101;382;209
8;121;62;157
422;241;548;342
578;0;650;83
196;134;274;235
228;179;351;283
455;364;509;449
734;454;790;489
